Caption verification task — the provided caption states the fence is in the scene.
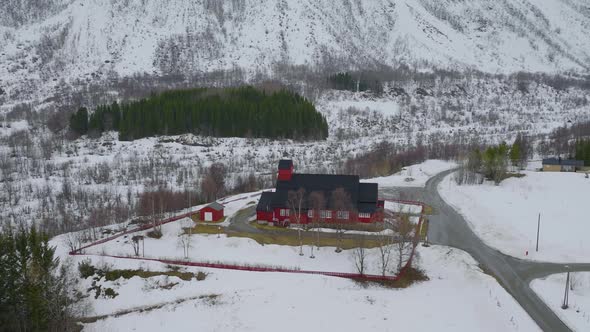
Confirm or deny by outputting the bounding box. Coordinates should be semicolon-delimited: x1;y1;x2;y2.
70;198;426;283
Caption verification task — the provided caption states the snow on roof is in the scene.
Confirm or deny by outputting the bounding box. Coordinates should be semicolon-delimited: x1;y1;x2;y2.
204;202;224;211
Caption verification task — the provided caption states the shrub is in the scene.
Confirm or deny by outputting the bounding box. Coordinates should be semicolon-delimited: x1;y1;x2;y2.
78;258;96;278
147;229;163;239
103;288;119;298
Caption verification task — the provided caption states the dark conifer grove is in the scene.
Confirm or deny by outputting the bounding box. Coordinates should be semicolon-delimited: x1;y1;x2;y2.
575;139;590;165
0;226;81;331
70;86;329;141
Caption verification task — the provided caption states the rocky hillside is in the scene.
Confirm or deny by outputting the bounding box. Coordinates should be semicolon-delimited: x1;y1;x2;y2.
1;0;590;104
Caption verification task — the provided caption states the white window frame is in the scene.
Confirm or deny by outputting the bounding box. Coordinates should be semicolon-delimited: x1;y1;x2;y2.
280;209;290;217
337;211;349;220
359;212;371;219
307;210;313;218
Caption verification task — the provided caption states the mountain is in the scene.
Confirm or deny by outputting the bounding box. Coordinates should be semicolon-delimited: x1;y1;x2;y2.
1;0;590;102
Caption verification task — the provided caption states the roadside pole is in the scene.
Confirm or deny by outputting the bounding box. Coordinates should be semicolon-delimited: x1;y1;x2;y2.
536;213;540;252
562;269;570;310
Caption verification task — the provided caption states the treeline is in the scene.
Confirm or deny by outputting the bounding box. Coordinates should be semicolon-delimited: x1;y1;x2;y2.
343;133;532;185
342;141;428;178
69;86;328;141
461;134;532;185
537;120;590;158
326;72;383;94
0;226;82;331
135;163;267;220
575;139;590;165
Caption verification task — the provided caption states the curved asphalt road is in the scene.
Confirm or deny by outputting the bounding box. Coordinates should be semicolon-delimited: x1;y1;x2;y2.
381;169;590;332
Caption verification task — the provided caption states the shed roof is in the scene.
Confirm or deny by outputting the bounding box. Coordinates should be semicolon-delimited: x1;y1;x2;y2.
203;202;224;211
542;158;584;167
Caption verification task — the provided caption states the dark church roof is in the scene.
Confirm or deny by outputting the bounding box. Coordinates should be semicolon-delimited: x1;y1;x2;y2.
257;191;274;212
358;183;378;202
256;172;379;213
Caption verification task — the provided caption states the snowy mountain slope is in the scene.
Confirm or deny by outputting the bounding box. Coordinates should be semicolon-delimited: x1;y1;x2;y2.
1;0;590;102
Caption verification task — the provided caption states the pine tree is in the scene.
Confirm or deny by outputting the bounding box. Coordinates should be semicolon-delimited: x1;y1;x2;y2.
0;226;80;331
69;107;88;135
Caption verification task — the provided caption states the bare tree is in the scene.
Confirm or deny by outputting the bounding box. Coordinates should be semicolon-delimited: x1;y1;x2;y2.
393;213;415;272
376;231;393;277
150;196;163;238
131;235;142;256
63;231;84;254
330;187;354;253
178;218;194;259
288;188;306;256
351;237;368;275
308;191;326;254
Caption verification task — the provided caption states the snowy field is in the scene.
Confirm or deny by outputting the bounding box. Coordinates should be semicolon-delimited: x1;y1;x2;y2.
93;209;418;274
364;160;457;188
51;240;540;332
87;217;405;275
439;171;590;262
531;272;590;332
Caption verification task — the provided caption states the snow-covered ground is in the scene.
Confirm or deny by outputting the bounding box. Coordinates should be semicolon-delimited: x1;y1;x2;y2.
45;184;541;331
531;272;590;332
439;171;590;262
53;239;540;331
384;201;423;215
88;219;396;274
364;160;457;188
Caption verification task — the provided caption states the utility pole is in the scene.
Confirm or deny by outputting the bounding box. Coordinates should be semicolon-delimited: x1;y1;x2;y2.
562;270;570;309
422;219;431;247
298;226;304;256
187;185;191;214
536;213;540;252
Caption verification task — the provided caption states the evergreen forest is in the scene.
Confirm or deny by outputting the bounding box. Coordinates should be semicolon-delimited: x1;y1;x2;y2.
70;86;329;141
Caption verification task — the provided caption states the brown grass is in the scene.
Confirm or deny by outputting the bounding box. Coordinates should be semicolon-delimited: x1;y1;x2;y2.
355;267;428;288
191;214;226;224
104;269;206;281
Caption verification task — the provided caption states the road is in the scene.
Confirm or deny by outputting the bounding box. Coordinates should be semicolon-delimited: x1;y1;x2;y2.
380;169;590;332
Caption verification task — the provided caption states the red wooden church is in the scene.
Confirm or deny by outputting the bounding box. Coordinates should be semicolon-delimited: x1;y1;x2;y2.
256;160;384;225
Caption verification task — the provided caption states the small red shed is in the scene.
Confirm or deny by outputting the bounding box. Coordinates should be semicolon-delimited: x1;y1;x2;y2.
199;202;224;222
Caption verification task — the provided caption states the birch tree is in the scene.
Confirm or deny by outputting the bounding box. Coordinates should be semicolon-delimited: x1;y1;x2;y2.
288;188;306;256
351;237;368;275
308;191;326;252
393;213;415;272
